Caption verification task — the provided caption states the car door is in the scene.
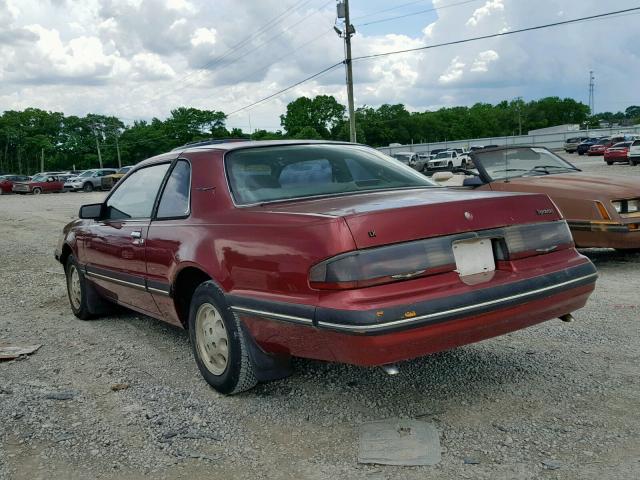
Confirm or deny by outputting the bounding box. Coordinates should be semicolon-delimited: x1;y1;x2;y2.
145;160;192;326
81;162;171;315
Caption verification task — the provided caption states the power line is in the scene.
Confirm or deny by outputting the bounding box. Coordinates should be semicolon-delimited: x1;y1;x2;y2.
226;62;343;117
351;0;429;21
116;0;326;114
352;7;640;61
356;0;481;28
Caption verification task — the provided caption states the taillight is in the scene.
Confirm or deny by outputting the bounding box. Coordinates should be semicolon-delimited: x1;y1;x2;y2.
309;220;574;290
496;220;574;260
309;236;456;290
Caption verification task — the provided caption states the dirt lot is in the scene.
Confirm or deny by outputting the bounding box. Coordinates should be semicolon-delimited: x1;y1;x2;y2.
1;154;639;480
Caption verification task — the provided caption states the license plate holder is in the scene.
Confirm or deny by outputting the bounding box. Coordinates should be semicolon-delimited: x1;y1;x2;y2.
452;238;495;277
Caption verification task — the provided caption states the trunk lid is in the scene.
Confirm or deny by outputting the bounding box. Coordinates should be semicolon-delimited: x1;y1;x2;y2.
259;188;559;248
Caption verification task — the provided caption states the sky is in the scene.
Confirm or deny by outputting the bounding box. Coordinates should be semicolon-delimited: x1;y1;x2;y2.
1;0;639;131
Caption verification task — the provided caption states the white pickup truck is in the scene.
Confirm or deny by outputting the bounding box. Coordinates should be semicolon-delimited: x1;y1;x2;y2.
426;149;472;171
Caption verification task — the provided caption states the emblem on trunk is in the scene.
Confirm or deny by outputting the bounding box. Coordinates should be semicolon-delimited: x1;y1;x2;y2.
464;212;473;220
536;208;554;215
368;230;376;238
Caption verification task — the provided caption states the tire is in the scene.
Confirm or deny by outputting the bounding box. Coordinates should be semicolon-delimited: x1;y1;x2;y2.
578;151;584;156
32;187;42;195
460;160;467;169
606;161;613;166
65;255;94;320
631;160;638;166
83;182;94;192
188;281;257;395
447;161;453;170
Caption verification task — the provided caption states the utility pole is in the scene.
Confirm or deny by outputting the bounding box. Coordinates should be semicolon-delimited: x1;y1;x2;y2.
40;148;44;173
336;1;356;142
115;134;122;168
92;126;103;168
588;70;595;115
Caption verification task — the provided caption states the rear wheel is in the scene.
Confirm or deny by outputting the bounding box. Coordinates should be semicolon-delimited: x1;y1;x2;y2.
32;187;42;195
83;182;94;192
189;281;257;394
606;161;613;166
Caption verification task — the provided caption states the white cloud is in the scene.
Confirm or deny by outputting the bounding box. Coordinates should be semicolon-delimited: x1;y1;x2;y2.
131;52;175;80
190;27;216;47
466;0;505;27
439;57;466;84
470;50;499;72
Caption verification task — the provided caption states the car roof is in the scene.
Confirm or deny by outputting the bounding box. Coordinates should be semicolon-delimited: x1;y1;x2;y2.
177;139;355;153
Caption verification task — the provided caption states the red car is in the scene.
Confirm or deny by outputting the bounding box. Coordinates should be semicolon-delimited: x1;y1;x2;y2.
13;174;65;194
0;174;30;194
55;141;597;394
603;141;632;165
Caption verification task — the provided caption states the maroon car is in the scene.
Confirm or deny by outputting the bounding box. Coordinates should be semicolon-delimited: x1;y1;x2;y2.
13;174;65;194
55;141;597;394
603;142;632;165
0;174;30;194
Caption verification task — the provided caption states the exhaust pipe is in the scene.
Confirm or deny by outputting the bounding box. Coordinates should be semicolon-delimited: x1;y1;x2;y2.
559;313;575;323
380;364;400;375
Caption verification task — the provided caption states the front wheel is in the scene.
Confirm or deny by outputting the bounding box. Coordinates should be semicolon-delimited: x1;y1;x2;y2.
578;151;584;156
189;281;257;394
447;161;453;170
32;187;42;195
65;255;94;320
83;182;94;192
606;161;613;166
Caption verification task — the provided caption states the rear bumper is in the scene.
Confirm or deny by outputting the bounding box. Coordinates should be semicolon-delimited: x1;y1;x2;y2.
233;261;597;366
569;221;640;249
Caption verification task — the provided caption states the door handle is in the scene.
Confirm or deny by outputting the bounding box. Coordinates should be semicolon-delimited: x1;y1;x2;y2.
130;231;142;238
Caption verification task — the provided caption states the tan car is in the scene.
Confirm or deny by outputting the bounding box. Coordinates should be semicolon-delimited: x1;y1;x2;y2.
461;146;640;250
101;166;132;190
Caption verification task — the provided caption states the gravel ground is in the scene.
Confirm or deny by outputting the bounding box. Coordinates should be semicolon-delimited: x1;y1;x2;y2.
1;154;639;479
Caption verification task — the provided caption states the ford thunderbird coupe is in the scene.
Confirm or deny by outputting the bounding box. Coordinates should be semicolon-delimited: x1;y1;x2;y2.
455;146;640;250
55;141;597;394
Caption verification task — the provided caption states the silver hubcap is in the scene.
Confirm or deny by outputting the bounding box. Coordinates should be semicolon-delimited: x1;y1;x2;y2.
68;265;81;309
195;303;229;376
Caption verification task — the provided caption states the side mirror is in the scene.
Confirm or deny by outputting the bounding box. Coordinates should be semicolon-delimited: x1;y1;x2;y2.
79;203;103;220
462;176;484;187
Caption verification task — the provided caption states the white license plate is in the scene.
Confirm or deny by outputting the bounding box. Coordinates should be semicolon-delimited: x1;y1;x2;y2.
452;238;495;277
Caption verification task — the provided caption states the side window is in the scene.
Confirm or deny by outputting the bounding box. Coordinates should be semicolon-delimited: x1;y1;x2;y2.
157;160;191;219
105;163;170;220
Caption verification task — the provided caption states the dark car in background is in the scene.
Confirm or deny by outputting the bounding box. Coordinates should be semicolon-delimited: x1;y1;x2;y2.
56;140;596;394
0;175;30;194
576;138;602;155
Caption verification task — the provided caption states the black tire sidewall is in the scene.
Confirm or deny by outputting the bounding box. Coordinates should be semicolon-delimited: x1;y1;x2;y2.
65;255;92;320
84;182;94;192
188;282;245;394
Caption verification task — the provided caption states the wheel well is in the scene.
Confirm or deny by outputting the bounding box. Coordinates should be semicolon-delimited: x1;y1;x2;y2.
60;244;73;267
173;267;212;328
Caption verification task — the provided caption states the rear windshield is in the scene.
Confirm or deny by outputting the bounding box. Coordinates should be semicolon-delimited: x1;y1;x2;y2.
225;144;437;205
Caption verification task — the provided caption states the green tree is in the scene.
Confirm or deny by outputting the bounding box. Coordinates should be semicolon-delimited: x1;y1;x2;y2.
280;95;345;139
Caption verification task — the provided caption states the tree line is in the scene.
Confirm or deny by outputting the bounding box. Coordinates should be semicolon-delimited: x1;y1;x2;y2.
1;97;638;174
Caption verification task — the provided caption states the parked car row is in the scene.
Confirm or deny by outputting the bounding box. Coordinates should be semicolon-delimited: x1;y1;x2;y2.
56;140;613;394
568;134;640;161
0;166;132;195
392;148;473;173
